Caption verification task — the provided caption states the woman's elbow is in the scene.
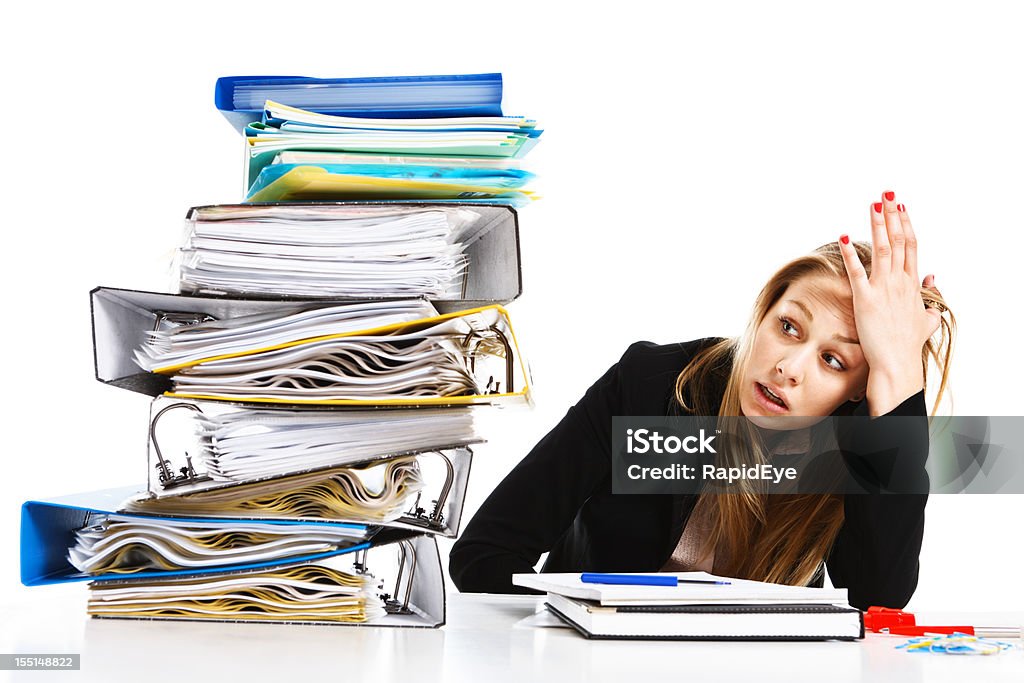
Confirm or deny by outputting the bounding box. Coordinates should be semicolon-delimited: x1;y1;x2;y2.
448;541;486;592
448;540;541;595
848;565;920;610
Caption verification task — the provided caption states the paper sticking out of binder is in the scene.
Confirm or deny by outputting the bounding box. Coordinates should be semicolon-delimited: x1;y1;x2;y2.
84;532;446;627
132;399;477;537
69;515;370;576
127;450;472;536
240;100;540;204
20;487;372;585
245;166;536;206
91;288;532;407
249;99;539;159
89;561;387;624
22;490;446;626
143;398;479;488
136;451;424;520
176;203;522;304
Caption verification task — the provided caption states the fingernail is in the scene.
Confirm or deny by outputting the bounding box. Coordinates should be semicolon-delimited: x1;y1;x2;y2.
840;234;850;245
873;202;883;214
884;191;895;201
897;203;905;212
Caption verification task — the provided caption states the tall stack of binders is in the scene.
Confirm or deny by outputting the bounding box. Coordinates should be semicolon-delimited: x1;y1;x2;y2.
20;73;540;628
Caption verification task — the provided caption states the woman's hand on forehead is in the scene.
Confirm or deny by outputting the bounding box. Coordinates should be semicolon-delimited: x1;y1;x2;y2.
837;191;943;416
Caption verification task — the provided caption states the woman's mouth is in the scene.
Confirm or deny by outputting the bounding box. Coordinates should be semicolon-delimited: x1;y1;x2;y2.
754;382;789;413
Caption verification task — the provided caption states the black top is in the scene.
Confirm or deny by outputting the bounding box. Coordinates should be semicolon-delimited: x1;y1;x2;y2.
449;339;930;610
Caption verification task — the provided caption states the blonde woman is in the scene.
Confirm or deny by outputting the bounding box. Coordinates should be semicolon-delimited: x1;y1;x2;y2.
449;191;954;610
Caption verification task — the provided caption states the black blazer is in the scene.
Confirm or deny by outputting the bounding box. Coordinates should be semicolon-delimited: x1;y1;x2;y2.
448;339;930;610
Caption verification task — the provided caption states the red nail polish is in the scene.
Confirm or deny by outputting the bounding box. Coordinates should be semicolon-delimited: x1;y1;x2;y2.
873;202;883;213
898;203;905;212
840;234;850;245
884;191;895;201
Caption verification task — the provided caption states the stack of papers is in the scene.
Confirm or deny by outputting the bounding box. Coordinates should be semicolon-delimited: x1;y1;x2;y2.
166;334;476;402
192;406;477;482
134;299;437;372
134;303;525;406
127;456;425;523
274;151;520;168
513;572;863;640
245;163;535;204
68;514;369;574
178;205;479;298
88;562;386;623
242;100;541;204
253;100;539;156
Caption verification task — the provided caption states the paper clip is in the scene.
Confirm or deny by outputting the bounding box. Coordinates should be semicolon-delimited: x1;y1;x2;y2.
896;633;1016;656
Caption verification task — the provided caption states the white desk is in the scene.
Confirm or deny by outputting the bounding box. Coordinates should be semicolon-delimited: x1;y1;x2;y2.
1;590;1021;682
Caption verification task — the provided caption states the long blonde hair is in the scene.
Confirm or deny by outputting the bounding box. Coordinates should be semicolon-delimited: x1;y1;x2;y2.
674;241;955;586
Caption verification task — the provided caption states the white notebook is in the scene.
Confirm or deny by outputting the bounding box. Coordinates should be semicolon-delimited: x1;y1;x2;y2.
512;571;848;606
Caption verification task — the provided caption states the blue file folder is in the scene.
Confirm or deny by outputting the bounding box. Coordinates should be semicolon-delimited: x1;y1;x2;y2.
19;487;372;586
216;73;505;133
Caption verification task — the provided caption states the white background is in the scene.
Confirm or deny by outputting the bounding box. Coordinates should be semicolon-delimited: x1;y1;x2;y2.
1;0;1022;618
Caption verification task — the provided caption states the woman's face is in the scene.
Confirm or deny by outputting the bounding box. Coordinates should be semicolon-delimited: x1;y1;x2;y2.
740;275;870;430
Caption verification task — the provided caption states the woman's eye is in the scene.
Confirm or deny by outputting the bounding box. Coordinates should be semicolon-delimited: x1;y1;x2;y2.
823;353;845;371
779;317;797;336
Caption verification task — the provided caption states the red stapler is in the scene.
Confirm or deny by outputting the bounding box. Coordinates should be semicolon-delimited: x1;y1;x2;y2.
864;606;975;637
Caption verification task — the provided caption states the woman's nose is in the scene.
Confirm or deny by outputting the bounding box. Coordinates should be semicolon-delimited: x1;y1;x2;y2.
776;349;812;384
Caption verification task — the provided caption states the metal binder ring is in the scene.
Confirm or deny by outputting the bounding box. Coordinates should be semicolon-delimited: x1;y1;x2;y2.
149;402;209;489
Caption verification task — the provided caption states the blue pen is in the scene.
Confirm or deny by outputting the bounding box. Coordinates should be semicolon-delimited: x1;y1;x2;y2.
580;573;732;586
